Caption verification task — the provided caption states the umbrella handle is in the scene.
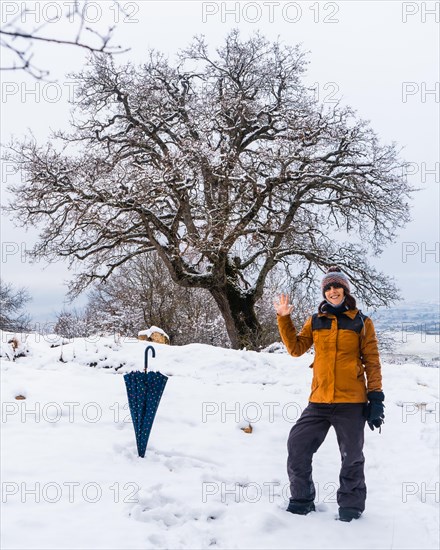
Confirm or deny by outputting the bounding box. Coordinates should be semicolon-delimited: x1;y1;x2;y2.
144;345;156;373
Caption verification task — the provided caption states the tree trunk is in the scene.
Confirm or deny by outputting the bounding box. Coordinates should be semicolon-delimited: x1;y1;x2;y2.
210;285;263;350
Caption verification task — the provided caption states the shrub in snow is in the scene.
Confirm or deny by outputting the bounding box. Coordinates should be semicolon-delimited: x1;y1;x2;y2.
0;341;14;361
44;334;72;348
0;333;30;361
260;342;287;354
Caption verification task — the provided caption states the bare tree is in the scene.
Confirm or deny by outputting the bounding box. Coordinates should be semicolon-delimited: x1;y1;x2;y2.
0;278;32;331
84;253;229;346
6;31;413;349
0;0;127;78
54;307;91;338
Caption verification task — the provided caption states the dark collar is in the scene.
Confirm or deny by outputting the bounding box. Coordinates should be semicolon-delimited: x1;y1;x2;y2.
318;308;359;320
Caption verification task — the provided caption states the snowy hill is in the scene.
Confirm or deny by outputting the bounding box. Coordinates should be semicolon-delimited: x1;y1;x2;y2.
1;331;439;550
370;301;440;334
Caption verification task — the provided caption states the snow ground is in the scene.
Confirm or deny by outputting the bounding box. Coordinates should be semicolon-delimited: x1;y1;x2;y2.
1;331;439;550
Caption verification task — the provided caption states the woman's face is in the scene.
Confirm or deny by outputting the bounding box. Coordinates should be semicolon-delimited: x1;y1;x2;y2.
324;285;345;306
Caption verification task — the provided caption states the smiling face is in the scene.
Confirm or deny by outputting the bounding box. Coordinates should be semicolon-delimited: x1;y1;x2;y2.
324;284;345;306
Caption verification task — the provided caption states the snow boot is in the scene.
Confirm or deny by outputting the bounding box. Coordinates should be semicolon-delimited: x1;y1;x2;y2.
286;499;315;515
338;507;362;522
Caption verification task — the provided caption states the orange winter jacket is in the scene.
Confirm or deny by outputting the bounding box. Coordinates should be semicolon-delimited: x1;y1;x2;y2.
277;309;382;403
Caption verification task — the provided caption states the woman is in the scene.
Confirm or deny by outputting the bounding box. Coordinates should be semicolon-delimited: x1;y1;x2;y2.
274;266;385;522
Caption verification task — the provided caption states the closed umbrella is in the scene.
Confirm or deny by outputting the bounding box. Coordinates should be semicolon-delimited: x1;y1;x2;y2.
123;345;168;458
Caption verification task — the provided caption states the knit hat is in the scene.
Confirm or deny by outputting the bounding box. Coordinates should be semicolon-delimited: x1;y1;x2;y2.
321;266;351;296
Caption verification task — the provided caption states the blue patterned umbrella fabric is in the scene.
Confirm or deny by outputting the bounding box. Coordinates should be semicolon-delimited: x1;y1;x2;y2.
123;346;168;458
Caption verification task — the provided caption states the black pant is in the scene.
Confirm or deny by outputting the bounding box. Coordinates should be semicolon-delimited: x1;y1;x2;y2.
287;402;367;511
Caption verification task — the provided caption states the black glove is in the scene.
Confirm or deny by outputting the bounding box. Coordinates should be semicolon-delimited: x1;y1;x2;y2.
365;391;385;432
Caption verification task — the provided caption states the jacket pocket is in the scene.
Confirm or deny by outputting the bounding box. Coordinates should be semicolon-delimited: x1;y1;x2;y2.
356;359;365;378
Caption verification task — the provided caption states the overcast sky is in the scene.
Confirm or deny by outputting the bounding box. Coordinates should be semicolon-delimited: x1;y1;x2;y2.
1;0;439;324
